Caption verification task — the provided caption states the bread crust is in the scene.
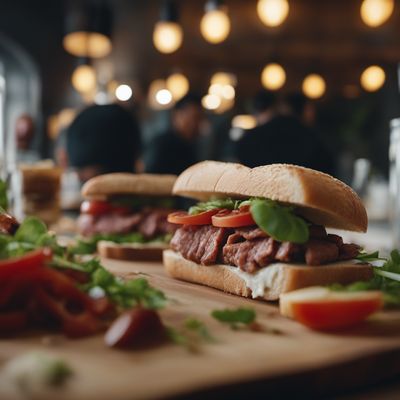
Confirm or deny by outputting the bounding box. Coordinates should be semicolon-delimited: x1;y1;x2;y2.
172;161;367;232
163;250;373;301
82;173;177;199
98;241;168;262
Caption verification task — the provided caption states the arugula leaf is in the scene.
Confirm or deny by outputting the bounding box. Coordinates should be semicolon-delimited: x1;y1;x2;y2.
184;318;215;342
211;307;256;329
0;179;8;210
189;198;243;215
250;199;309;244
14;217;47;243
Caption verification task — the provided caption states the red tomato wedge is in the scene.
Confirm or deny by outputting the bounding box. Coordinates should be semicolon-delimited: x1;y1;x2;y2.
211;208;255;228
0;248;52;280
80;200;131;216
280;287;383;330
167;209;220;225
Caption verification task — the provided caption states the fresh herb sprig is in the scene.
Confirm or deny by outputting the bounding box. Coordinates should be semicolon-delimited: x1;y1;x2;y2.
211;307;256;330
189;198;243;215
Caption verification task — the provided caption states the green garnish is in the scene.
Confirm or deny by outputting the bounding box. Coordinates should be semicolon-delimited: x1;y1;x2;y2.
184;318;215;342
250;199;309;244
0;179;8;210
189;198;243;215
69;232;172;255
211;307;256;329
331;250;400;306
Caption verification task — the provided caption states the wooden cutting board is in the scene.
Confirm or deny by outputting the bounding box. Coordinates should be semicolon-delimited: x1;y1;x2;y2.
1;258;400;400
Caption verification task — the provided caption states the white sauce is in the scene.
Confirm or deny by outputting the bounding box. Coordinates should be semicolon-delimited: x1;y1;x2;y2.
225;264;285;299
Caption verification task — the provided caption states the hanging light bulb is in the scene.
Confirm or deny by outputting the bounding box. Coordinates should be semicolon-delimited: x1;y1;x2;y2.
71;60;97;93
261;63;286;90
232;115;257;130
360;65;386;92
153;1;183;54
115;84;133;101
156;89;173;105
200;0;231;44
202;94;221;110
210;72;236;86
302;74;326;99
257;0;289;27
360;0;394;27
166;73;189;100
63;2;113;58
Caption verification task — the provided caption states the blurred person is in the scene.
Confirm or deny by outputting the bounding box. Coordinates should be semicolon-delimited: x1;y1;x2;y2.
234;90;333;174
15;113;40;163
143;93;203;175
66;103;141;183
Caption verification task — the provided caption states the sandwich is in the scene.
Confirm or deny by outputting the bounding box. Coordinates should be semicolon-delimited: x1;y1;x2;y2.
77;173;177;261
163;161;373;300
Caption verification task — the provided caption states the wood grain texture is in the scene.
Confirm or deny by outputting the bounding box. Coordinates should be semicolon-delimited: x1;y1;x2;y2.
1;259;400;400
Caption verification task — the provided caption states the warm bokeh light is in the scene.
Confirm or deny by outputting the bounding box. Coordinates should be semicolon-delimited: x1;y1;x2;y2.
63;31;112;58
71;64;97;93
155;89;172;105
166;73;189;100
115;84;133;101
221;84;235;100
257;0;289;27
261;63;286;90
360;65;386;91
360;0;394;27
153;21;183;54
202;93;221;110
302;74;326;99
232;114;257;130
200;9;231;44
210;72;236;86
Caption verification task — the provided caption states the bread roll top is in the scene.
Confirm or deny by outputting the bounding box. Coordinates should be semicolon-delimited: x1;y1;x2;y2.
82;173;177;200
173;161;367;232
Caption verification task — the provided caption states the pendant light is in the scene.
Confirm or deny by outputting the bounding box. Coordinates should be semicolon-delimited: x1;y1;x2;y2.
257;0;289;27
153;1;183;54
200;0;231;44
71;58;97;93
63;1;113;58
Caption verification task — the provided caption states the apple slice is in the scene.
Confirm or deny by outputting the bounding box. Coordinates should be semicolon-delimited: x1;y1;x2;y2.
280;287;383;330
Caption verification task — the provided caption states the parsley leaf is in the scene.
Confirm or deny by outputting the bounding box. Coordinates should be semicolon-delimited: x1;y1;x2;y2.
250;199;309;244
211;307;256;329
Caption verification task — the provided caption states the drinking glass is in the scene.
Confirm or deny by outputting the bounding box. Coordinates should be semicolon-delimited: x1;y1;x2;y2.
389;118;400;248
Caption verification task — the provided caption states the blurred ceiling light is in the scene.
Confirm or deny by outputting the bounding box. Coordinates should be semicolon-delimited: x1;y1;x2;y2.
257;0;289;27
215;97;234;114
221;84;235;100
63;2;113;58
115;84;133;101
210;72;236;86
360;65;386;91
166;73;189;100
71;61;97;93
232;115;257;130
202;93;221;110
261;63;286;90
302;74;326;99
209;83;223;95
153;1;183;54
58;108;77;129
360;0;394;27
156;89;173;105
200;0;231;44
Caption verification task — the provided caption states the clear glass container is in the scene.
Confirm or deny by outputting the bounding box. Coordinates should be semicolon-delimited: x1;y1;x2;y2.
389;118;400;248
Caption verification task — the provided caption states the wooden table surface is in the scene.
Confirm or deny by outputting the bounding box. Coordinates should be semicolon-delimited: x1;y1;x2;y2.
1;256;400;400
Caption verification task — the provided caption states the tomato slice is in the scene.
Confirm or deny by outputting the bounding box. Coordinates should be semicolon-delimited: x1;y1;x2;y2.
211;208;255;228
80;200;130;216
280;287;383;330
0;248;52;280
167;209;220;225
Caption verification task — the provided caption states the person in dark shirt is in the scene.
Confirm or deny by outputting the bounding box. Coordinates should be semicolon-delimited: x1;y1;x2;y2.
235;90;333;174
144;93;203;175
66;103;141;182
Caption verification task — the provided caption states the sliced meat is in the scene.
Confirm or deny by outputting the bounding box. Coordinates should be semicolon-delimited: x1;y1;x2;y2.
230;227;268;241
138;208;176;239
170;225;229;265
339;243;360;261
326;234;343;247
275;242;303;262
223;237;279;273
305;240;339;266
309;225;327;239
